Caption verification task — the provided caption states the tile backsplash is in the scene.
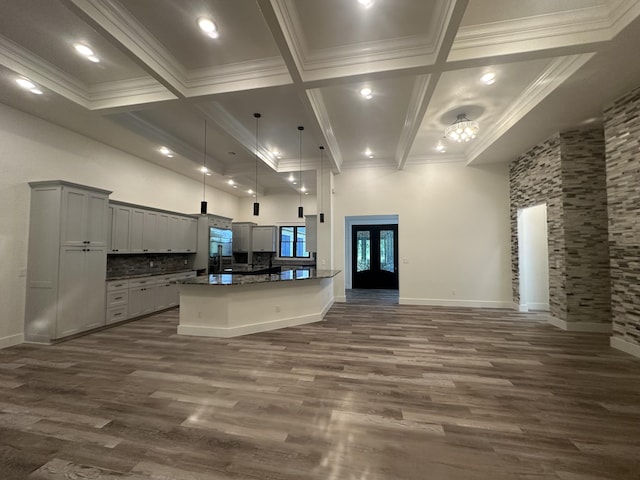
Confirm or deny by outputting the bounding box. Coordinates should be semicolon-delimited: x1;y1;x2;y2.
107;254;193;279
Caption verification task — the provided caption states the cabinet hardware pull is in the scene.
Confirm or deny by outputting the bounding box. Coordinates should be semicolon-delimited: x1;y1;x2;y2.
114;296;123;300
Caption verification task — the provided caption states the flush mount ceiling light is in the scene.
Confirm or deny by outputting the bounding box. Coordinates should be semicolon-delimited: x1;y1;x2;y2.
15;77;43;95
159;146;174;158
480;72;496;85
197;17;219;38
445;114;480;143
358;0;374;8
360;87;373;99
73;43;100;62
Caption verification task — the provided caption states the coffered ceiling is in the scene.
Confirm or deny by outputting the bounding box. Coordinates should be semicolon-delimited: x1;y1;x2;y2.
1;0;640;197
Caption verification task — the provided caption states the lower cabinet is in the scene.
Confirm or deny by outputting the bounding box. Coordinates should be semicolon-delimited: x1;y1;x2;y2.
105;271;196;324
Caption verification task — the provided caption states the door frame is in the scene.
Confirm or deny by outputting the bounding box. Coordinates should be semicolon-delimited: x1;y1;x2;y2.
344;215;399;290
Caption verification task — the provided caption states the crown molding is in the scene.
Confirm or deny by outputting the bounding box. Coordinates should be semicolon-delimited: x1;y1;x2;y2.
466;53;595;165
64;0;187;97
0;34;90;108
184;57;292;96
110;112;226;175
405;154;467;166
306;88;342;173
88;77;176;110
272;0;450;82
196;103;279;172
396;74;433;170
449;5;611;62
608;0;640;37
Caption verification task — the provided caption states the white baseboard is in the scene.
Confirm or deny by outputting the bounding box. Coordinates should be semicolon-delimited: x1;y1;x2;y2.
399;298;516;309
334;295;347;303
178;312;323;338
547;316;612;333
520;302;549;312
610;336;640;358
0;333;23;349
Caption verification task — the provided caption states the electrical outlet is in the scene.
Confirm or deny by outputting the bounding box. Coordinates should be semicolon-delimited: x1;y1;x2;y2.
184;259;188;265
149;261;154;267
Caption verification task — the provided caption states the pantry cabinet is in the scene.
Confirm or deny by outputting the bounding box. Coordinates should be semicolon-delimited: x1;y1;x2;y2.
25;181;111;343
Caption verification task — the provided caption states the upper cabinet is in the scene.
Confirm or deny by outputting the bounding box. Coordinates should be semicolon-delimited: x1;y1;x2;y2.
252;225;277;252
108;201;198;254
232;222;256;253
60;185;109;247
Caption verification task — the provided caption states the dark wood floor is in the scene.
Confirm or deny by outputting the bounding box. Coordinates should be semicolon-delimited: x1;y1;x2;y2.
346;288;399;304
1;303;640;479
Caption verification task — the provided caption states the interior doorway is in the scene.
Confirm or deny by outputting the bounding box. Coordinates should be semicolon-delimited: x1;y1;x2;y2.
352;224;399;289
517;204;550;311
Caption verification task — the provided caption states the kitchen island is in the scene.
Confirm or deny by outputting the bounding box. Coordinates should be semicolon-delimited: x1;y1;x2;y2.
176;269;340;338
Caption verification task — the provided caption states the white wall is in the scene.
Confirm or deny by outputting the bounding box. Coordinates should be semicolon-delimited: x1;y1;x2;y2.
332;162;513;307
0;103;240;347
518;204;550;311
236;194;317;225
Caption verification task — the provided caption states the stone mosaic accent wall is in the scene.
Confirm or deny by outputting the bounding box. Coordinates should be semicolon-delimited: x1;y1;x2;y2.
106;254;193;279
560;130;611;324
604;85;640;346
510;129;610;324
510;135;566;320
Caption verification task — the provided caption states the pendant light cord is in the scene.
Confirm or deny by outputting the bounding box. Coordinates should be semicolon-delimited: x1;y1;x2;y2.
298;126;304;207
202;119;207;201
254;114;259;203
319;146;324;212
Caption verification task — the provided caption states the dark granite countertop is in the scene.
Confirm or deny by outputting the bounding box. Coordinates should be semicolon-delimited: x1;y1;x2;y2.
107;270;196;281
176;269;341;286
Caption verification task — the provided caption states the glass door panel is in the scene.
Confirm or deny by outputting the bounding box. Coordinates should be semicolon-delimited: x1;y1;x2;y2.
356;230;371;273
380;229;394;273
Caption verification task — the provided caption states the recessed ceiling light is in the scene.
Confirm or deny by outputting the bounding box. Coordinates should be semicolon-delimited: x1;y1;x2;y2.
480;72;496;85
288;174;295;182
436;144;446;153
160;146;171;155
360;87;373;99
233;185;237;189
292;182;297;185
358;0;374;8
200;166;208;173
227;179;234;185
305;192;309;195
300;186;307;193
15;77;43;95
271;149;282;158
74;43;100;62
197;17;219;38
248;189;254;194
364;148;374;158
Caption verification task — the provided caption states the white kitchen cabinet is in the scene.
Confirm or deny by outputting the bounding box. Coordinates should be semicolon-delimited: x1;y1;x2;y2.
60;185;109;247
232;222;256;252
252;225;277;252
25;181;111;343
106;279;129;324
108;204;132;253
130;208;158;253
128;278;157;318
305;215;317;253
156;213;170;252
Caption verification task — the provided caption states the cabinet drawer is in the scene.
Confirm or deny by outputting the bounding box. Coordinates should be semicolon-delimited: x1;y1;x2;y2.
107;289;129;307
129;277;157;288
106;306;128;324
107;279;129;291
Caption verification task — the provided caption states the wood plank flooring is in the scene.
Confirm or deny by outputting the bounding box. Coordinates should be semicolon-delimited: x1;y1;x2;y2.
1;304;640;479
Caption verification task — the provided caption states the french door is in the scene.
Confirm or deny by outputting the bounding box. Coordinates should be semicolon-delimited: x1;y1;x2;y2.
352;225;398;289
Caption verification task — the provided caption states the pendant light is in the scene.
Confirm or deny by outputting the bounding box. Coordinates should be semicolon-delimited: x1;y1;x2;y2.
319;145;325;223
200;119;208;214
253;113;261;216
297;125;304;218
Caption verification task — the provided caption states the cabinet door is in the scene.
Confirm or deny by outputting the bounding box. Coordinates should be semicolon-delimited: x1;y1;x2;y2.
56;247;105;338
85;192;109;246
186;218;197;252
142;285;157;314
84;247;106;330
168;215;180;252
56;247;86;337
156;213;170;252
155;281;174;309
129;209;145;253
305;215;317;253
128;286;145;318
253;227;276;252
142;211;158;252
60;188;88;246
111;205;131;253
